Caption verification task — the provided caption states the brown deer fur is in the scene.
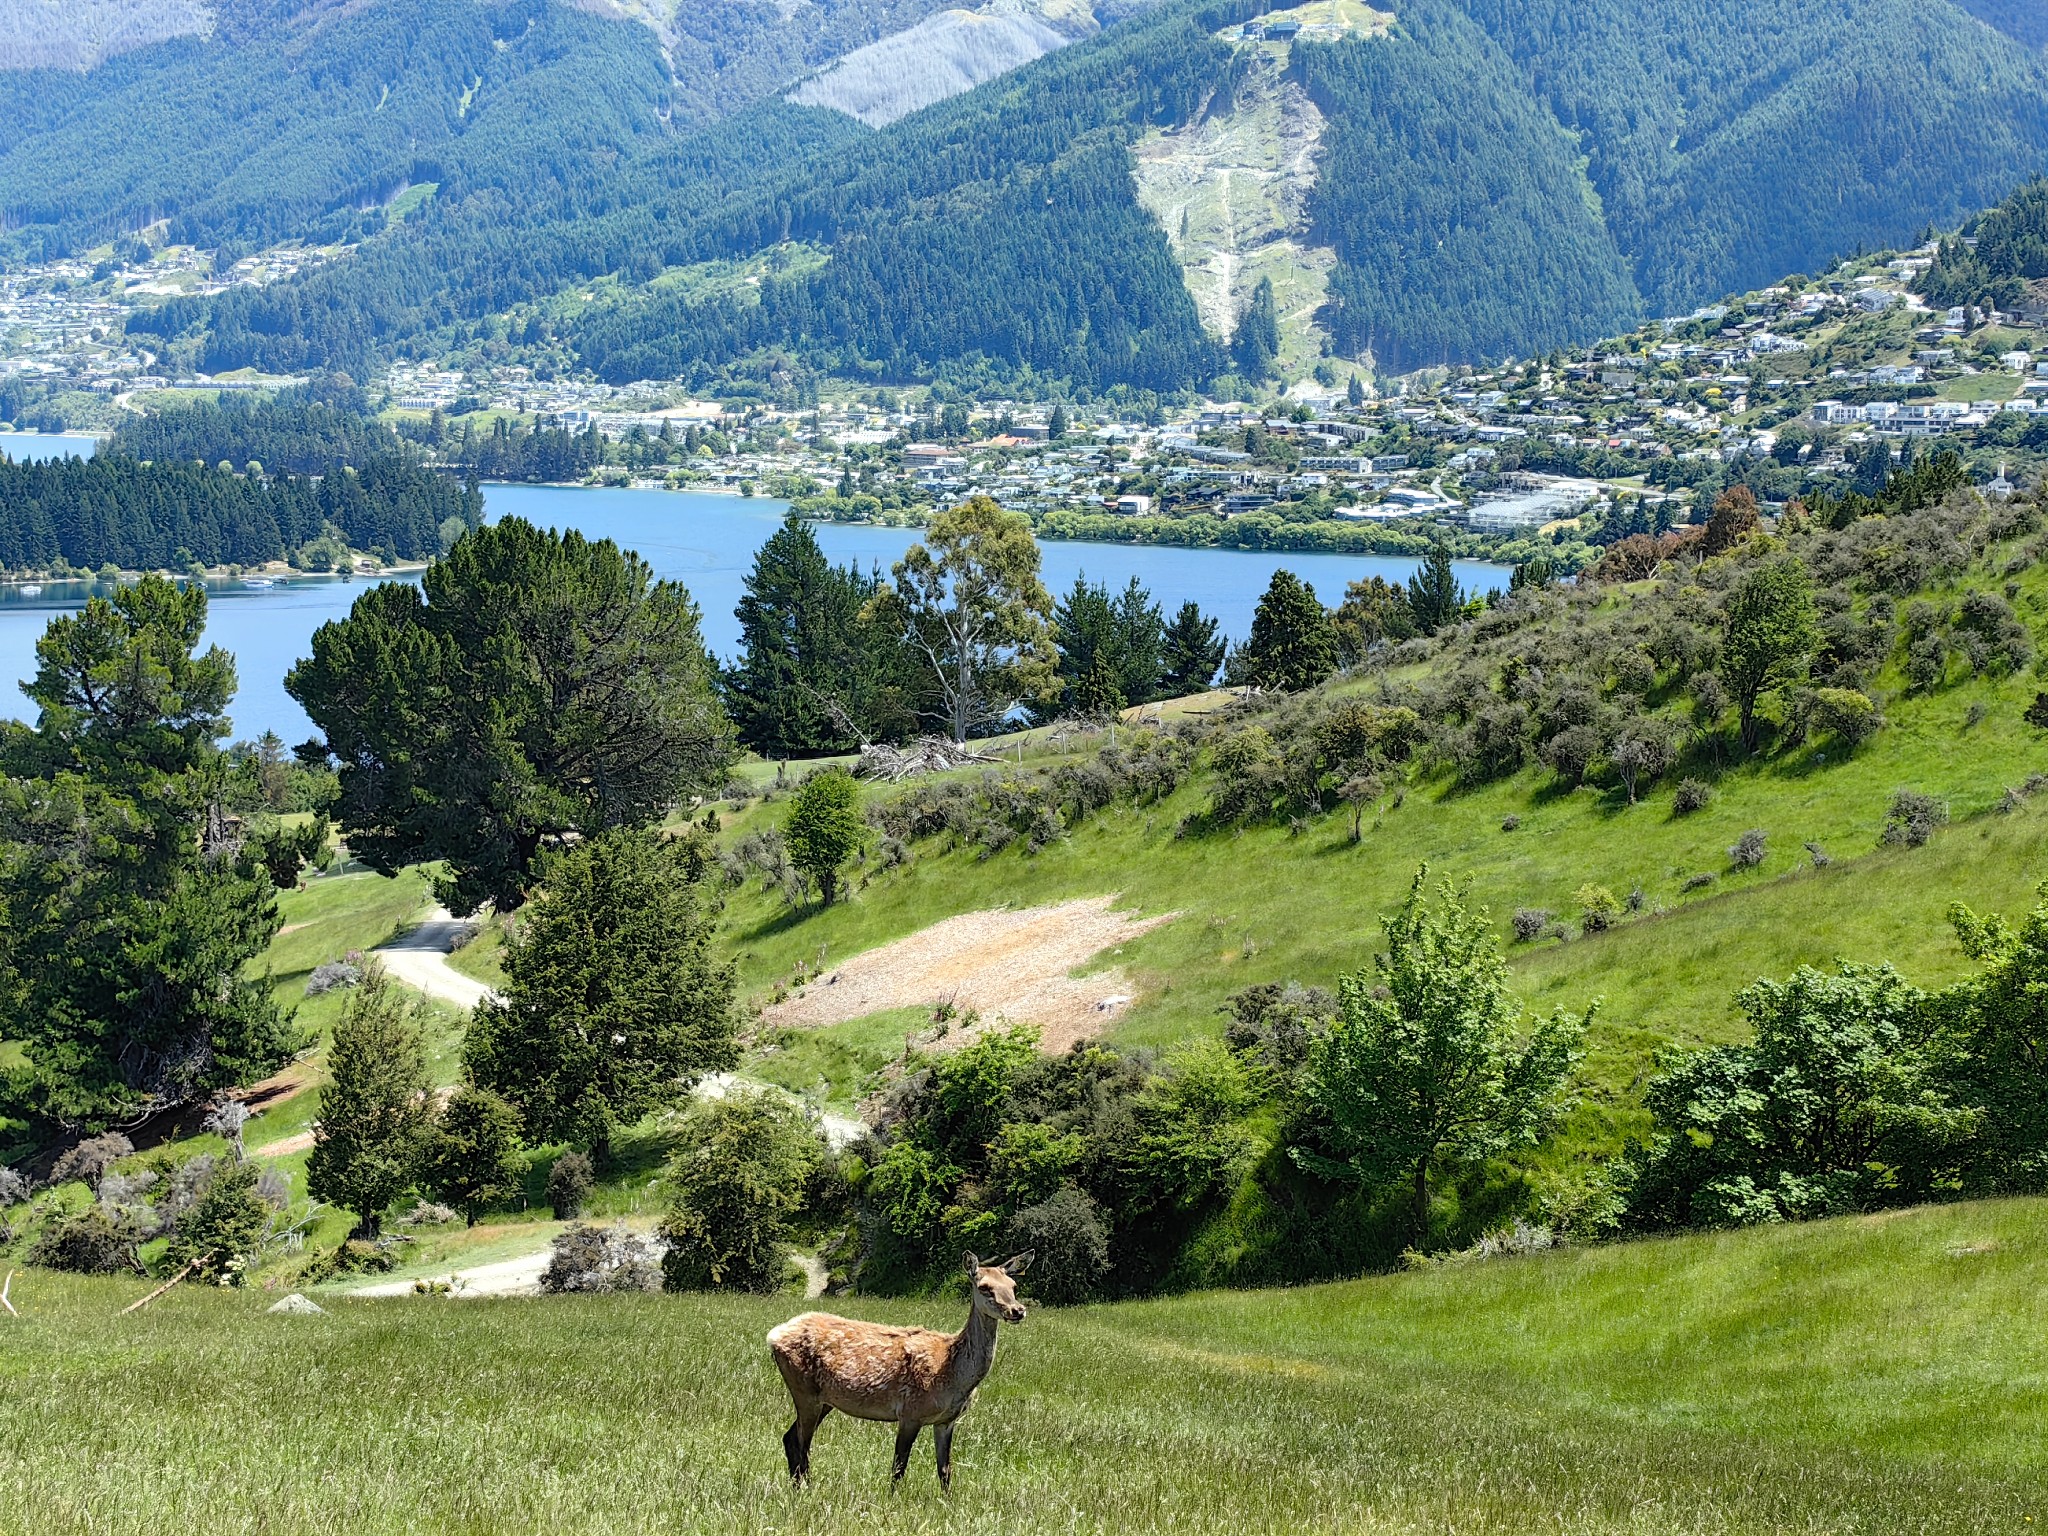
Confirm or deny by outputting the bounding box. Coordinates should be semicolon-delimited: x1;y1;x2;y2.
767;1250;1034;1488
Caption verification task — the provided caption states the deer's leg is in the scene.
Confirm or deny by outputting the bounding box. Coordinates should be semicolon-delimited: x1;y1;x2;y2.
890;1420;922;1485
782;1393;828;1483
934;1420;957;1491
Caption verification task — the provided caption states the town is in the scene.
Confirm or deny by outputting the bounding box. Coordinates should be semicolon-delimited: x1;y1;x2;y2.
7;232;2045;569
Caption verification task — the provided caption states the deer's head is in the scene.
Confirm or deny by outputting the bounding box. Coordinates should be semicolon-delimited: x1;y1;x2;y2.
964;1251;1034;1323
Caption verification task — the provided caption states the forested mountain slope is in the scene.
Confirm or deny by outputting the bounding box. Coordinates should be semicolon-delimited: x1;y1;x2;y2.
0;0;676;260
78;0;2048;385
0;0;210;71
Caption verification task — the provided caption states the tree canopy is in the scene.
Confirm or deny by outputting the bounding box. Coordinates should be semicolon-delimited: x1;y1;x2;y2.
463;828;737;1161
0;578;295;1132
287;517;732;914
873;496;1057;742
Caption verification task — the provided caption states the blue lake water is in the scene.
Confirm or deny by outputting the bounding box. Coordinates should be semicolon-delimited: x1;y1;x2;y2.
0;482;1507;743
0;432;104;462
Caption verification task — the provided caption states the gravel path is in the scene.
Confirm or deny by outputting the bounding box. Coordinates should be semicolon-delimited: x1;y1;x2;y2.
375;907;498;1011
761;895;1179;1051
349;1249;554;1299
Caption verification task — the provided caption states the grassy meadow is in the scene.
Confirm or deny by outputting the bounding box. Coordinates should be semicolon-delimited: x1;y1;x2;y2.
2;1198;2043;1534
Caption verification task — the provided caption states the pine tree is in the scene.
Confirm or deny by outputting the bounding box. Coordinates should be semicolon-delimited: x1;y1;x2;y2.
1048;402;1069;440
287;517;733;914
307;972;434;1238
1233;571;1337;692
1233;277;1281;380
1073;649;1128;717
1406;542;1465;634
463;828;738;1163
1160;600;1225;695
726;512;897;756
1347;375;1366;407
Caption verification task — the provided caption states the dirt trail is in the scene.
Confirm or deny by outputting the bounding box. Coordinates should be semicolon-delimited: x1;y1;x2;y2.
762;896;1179;1052
375;907;498;1011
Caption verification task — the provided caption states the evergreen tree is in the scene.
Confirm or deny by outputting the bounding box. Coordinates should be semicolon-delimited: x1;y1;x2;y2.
1347;375;1366;407
307;972;434;1238
1233;571;1338;692
0;578;295;1132
1159;601;1226;694
1073;649;1128;717
427;1086;527;1225
1406;541;1466;634
1048;402;1069;440
783;768;865;905
1233;276;1281;380
726;513;906;756
287;517;733;914
1053;574;1164;714
463;828;738;1163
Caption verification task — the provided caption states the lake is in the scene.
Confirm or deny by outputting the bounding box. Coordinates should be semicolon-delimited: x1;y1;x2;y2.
0;482;1507;742
0;432;105;463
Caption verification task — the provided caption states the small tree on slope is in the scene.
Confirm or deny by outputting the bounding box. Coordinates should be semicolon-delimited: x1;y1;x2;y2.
1292;869;1589;1246
307;971;434;1238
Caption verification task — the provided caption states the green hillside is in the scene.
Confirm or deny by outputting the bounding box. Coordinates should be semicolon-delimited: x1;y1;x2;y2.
4;1197;2043;1531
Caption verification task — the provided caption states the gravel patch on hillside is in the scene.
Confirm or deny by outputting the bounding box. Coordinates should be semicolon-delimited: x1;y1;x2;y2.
762;896;1178;1051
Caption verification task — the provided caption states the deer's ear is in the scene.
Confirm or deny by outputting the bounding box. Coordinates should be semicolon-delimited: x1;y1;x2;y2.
1001;1250;1036;1277
963;1252;982;1278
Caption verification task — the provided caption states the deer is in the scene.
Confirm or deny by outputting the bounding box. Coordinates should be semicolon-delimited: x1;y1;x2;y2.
766;1250;1034;1490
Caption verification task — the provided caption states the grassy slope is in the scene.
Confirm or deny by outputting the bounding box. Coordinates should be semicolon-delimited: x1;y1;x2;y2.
720;657;2048;1164
1;1198;2042;1533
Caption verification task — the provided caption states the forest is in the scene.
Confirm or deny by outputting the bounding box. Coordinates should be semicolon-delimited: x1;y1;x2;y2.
1916;176;2048;312
0;451;478;572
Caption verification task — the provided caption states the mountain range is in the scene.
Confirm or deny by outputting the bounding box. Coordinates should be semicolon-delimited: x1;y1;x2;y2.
6;0;2048;385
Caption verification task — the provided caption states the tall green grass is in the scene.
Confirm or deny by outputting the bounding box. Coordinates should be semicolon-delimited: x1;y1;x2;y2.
1;1198;2040;1533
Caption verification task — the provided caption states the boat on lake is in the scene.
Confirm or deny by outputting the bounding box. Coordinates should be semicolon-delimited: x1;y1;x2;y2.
242;578;277;590
18;584;41;597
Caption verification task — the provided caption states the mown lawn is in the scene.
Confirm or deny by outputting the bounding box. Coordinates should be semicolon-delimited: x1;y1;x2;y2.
0;1198;2041;1534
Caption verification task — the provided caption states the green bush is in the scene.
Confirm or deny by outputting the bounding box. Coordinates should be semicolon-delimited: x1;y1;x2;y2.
657;1092;824;1292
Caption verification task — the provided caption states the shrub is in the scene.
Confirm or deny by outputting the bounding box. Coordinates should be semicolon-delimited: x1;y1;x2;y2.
27;1205;138;1274
1882;790;1948;849
1805;840;1831;868
1729;829;1767;869
546;1151;594;1219
1500;814;1520;832
1681;872;1715;893
0;1166;29;1207
1220;981;1329;1072
1808;687;1880;749
1576;885;1621;934
305;960;363;997
1510;908;1552;943
1673;778;1712;815
49;1132;133;1190
658;1092;824;1292
539;1223;659;1294
401;1201;462;1226
165;1160;270;1282
1006;1185;1110;1304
